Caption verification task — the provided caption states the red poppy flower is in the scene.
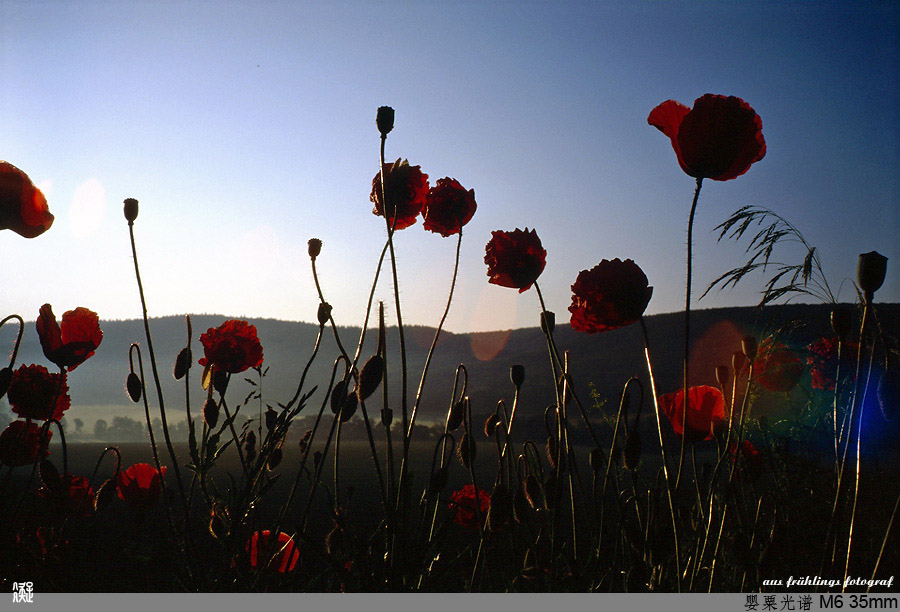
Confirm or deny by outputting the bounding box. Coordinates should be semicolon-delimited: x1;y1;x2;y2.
448;484;491;530
422;178;477;237
648;94;766;181
370;158;429;230
484;228;547;293
7;364;70;421
36;304;103;371
0;160;54;238
245;530;300;573
659;385;726;442
198;319;264;374
806;336;858;391
38;473;95;517
115;463;166;512
729;440;765;478
753;339;803;393
568;258;653;333
0;421;52;467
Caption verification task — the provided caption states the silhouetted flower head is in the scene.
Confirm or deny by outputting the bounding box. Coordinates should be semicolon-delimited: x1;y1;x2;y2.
370;158;429;230
568;258;653;333
857;251;888;297
198;320;264;374
38;473;95;517
659;385;726;442
0;421;52;467
245;530;300;573
754;339;803;392
806;336;858;391
7;364;70;421
449;484;490;530
0;160;54;238
376;106;395;136
36;304;103;371
648;94;766;181
116;463;166;512
484;228;546;293
422;178;477;237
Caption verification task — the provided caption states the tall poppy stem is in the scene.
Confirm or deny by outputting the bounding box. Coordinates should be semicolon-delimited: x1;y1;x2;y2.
677;177;703;490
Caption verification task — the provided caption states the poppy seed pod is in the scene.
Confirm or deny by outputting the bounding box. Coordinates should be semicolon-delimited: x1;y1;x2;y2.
123;198;139;223
858;251;888;299
742;336;758;362
0;366;12;399
174;347;192;380
126;372;142;403
308;238;322;260
831;307;853;340
715;365;730;388
376;106;395;136
510;364;525;387
357;354;384;401
317;302;332;327
203;398;219;428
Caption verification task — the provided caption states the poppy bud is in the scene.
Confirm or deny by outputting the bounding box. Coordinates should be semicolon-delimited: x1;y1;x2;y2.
212;369;229;395
126;372;142;403
299;429;312;453
317;302;332;327
623;429;641;470
308;238;322;260
331;380;348;415
878;370;900;422
325;523;345;556
732;351;748;374
715;365;730;388
483;412;501;438
209;502;230;540
381;408;393;428
265;408;278;432
513;486;529;523
123;198;139;223
831;307;853;340
0;366;12;399
857;251;888;299
203;398;219;428
427;466;448;497
458;431;475;469
357;354;384;401
376;106;395;136
589;447;605;473
446;399;465;432
523;474;544;510
245;430;257;451
510;364;525;387
543;473;558;510
340;392;358;422
546;435;559;469
39;459;62;493
488;483;513;531
540;311;555;334
174;347;192;380
94;478;117;511
742;336;758;362
267;447;283;470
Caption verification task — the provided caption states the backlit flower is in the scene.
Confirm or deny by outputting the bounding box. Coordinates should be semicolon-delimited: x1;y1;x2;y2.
448;484;490;530
754;339;803;392
0;160;54;238
659;385;726;442
245;530;300;573
36;304;103;371
484;228;546;293
648;94;766;181
0;421;52;467
116;463;166;512
422;178;477;236
198;319;264;374
806;336;858;391
38;473;95;517
370;158;429;230
7;364;70;421
568;258;653;333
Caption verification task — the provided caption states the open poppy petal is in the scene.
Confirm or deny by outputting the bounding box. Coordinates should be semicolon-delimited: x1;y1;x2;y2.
0;161;54;238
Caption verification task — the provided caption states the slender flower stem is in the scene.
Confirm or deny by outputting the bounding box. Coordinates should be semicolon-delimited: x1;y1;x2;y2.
678;177;703;490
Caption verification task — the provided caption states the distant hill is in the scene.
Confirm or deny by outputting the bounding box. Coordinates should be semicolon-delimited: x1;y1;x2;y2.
2;303;898;444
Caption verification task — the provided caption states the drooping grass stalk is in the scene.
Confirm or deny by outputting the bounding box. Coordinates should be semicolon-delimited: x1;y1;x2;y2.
638;316;681;592
677;177;704;490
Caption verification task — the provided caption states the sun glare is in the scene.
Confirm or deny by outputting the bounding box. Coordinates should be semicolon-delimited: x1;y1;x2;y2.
69;178;107;238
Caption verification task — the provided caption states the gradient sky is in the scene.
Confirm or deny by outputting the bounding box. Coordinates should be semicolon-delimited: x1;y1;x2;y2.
2;1;898;333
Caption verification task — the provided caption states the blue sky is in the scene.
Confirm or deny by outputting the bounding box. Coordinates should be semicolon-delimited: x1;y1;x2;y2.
2;1;898;333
